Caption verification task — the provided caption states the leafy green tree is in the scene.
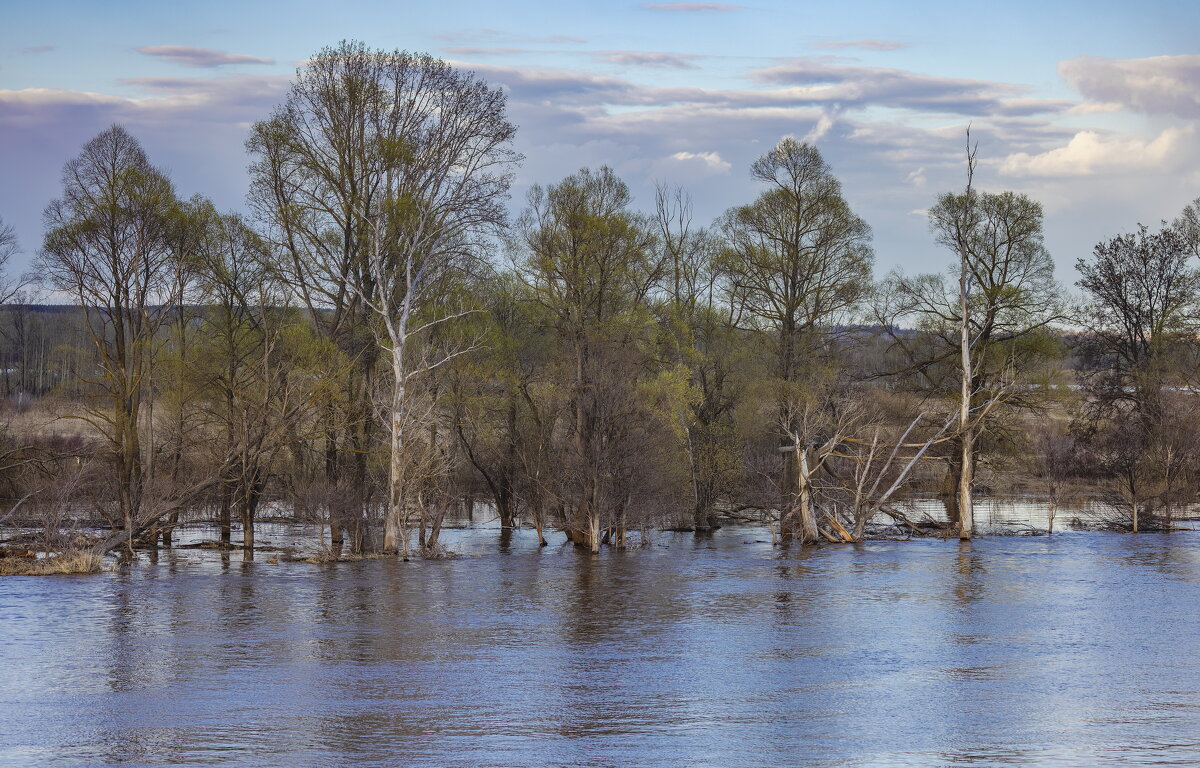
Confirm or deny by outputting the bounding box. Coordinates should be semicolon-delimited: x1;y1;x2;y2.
719;138;873;542
653;184;741;531
517;166;673;551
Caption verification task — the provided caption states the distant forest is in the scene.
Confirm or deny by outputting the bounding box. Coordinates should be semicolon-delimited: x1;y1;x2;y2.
1;40;1199;563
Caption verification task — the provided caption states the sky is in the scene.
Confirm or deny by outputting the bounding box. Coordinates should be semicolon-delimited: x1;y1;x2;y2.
1;0;1198;285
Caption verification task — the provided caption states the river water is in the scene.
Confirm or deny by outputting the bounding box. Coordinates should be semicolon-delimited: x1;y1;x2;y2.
2;525;1200;767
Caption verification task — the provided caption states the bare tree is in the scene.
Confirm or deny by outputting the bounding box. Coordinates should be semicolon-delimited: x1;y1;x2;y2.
883;135;1061;538
251;42;519;557
835;410;958;539
943;135;980;540
1075;222;1199;532
248;42;392;552
0;216;29;305
188;208;315;560
39;125;184;555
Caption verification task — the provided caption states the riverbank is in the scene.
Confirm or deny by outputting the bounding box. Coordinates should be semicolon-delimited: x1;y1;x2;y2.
3;495;1198;576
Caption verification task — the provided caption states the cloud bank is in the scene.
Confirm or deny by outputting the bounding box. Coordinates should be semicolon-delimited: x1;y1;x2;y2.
1059;54;1200;118
135;46;275;68
0;48;1195;284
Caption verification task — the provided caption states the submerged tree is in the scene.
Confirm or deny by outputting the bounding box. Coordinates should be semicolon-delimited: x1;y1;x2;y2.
190;207;317;561
517;167;670;551
1074;222;1200;531
653;184;741;532
249;41;520;557
883;141;1061;538
39;125;186;554
248;43;390;552
719;138;873;542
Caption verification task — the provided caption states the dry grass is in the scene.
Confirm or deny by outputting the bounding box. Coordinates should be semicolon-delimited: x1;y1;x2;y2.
0;549;105;576
284;547;392;564
5;400;106;442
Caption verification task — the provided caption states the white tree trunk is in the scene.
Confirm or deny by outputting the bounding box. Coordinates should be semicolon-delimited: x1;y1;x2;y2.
383;348;409;557
797;445;818;543
958;247;974;540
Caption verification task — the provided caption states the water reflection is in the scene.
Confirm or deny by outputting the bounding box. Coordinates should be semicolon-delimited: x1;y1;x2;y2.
3;528;1200;766
952;538;985;606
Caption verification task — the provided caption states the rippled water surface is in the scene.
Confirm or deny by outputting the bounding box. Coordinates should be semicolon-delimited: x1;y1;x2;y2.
3;526;1200;767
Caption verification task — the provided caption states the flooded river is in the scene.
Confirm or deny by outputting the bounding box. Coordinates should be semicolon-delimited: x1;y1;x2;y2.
2;525;1200;766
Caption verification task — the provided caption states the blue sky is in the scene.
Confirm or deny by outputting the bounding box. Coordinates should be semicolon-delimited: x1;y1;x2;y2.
2;0;1198;284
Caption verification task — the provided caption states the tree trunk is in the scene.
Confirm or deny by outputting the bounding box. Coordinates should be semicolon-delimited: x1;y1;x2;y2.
958;241;974;541
219;482;232;545
383;360;408;558
693;494;720;532
587;508;601;554
797;445;818;544
116;395;142;557
323;395;344;554
241;499;255;562
780;444;797;542
497;495;515;529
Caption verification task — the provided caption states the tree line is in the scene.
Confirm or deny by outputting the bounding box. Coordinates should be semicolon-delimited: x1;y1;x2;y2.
2;40;1199;562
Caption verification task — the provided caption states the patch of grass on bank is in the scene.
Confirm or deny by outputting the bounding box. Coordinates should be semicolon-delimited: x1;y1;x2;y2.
0;549;105;576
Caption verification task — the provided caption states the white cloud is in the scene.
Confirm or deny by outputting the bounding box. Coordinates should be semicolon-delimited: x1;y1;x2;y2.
435;29;586;44
3;52;1195;284
1065;101;1123;115
445;46;534;56
461;59;1071;117
999;126;1195;178
668;151;732;173
802;111;837;143
750;58;1072;116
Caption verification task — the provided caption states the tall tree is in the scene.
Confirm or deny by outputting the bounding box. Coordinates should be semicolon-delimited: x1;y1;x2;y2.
452;273;550;537
719;138;873;542
191;208;316;560
248;42;389;552
517;166;664;551
1075;222;1200;531
39;125;183;554
653;184;740;531
249;41;519;557
883;157;1061;538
